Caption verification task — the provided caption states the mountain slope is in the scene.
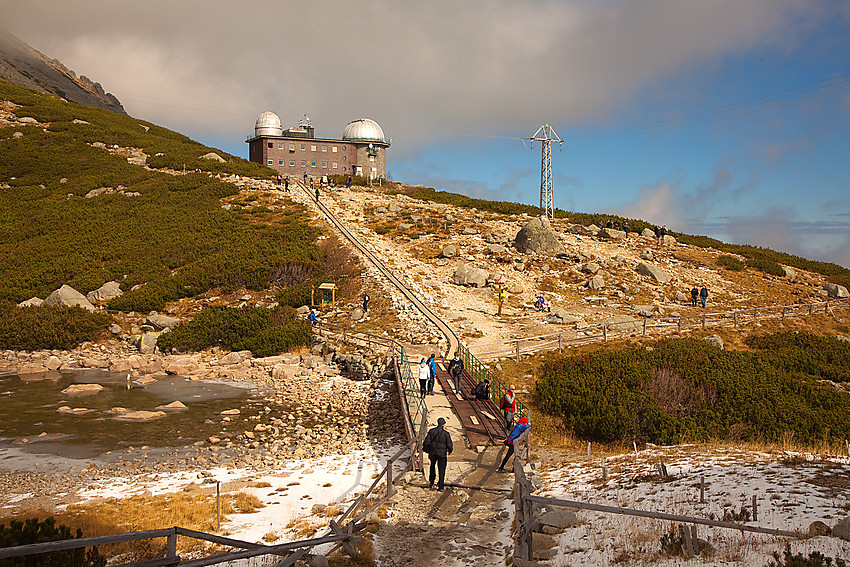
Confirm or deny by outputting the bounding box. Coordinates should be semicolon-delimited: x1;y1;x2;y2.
0;28;125;114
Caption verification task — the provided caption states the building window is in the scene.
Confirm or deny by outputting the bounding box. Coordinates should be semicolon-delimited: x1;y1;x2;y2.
278;143;284;149
300;143;306;150
342;156;347;161
332;162;338;169
321;161;327;168
290;160;295;166
267;142;273;149
369;155;375;162
278;160;284;165
332;146;338;153
289;143;295;151
267;159;273;165
342;145;346;150
300;160;306;167
310;145;317;152
311;161;317;167
321;145;327;152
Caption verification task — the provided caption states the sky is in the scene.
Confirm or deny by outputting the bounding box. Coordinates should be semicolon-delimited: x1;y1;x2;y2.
4;0;850;268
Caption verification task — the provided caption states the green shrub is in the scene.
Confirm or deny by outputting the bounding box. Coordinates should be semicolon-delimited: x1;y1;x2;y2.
0;517;106;567
0;302;111;350
155;306;310;357
717;255;746;271
536;334;850;445
767;548;847;567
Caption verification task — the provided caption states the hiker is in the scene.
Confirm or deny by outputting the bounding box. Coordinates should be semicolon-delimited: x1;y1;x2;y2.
423;417;453;491
622;220;630;235
606;219;614;229
498;287;507;317
418;359;430;399
660;225;668;244
544;297;551;313
308;311;317;326
346;176;352;188
690;287;699;307
315;186;320;202
613;220;620;230
471;378;490;402
362;293;370;312
534;294;545;312
427;353;437;395
276;174;282;186
654;225;661;244
284;176;289;191
700;285;709;308
500;385;517;431
497;417;530;473
321;175;328;188
447;354;464;397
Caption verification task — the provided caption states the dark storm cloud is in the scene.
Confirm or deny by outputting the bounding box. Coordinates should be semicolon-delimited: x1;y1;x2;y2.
2;0;823;151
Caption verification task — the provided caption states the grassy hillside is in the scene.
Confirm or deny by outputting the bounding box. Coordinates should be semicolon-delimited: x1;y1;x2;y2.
393;184;850;288
0;80;321;310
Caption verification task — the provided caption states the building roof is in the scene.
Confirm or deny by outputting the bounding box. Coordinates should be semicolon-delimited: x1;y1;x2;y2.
342;118;387;144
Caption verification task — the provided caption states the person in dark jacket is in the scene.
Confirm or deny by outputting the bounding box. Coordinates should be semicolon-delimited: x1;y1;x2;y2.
447;355;464;398
423;417;453;490
498;417;530;472
471;378;490;401
700;285;709;308
690;287;699;307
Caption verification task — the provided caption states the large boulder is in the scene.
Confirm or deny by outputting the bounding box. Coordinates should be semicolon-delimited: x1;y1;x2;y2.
62;383;104;395
581;262;600;274
585;275;605;290
641;228;656;239
514;216;565;256
598;228;626;239
660;234;677;245
86;281;123;303
147;314;181;330
824;283;849;298
539;509;579;529
44;285;96;311
453;263;489;287
832;515;850;541
782;266;796;282
440;244;458;258
637;262;672;284
18;297;44;307
199;152;226;162
703;334;724;349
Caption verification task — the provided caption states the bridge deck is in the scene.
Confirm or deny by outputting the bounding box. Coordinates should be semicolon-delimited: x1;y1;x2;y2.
432;361;507;447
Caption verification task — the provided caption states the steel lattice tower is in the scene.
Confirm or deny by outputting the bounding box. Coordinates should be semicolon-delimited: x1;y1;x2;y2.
523;124;563;219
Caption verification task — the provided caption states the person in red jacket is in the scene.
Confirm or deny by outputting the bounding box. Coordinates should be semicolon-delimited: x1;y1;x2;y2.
500;385;517;431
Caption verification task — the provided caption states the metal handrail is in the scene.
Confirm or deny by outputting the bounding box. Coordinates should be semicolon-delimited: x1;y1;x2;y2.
456;343;529;424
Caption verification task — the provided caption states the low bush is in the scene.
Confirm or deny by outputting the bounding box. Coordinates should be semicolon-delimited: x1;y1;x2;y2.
0;302;111;350
717;255;746;271
0;517;106;567
155;306;310;357
536;334;850;445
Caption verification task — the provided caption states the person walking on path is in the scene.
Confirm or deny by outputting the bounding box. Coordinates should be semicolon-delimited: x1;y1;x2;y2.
700;285;709;308
622;220;630;235
308;311;317;326
427;353;437;395
690;286;699;307
500;385;517;431
447;354;465;398
418;359;429;399
362;293;370;312
276;174;282;186
346;176;352;188
315;186;320;202
498;417;530;472
423;417;453;490
284;176;289;192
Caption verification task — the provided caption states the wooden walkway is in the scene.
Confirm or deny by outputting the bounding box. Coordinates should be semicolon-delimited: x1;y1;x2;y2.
432;361;507;447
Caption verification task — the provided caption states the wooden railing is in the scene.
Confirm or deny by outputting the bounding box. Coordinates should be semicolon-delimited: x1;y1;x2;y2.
471;297;850;361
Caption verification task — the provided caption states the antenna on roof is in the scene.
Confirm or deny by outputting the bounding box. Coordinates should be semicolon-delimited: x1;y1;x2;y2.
522;124;563;219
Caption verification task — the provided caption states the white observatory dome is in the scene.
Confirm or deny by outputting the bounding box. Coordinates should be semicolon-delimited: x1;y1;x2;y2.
254;111;283;137
342;118;386;143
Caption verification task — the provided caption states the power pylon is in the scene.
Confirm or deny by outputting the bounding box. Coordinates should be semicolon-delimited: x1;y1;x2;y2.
523;124;563;219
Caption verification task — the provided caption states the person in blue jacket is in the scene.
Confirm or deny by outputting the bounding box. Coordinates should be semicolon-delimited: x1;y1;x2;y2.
497;417;530;473
427;353;437;395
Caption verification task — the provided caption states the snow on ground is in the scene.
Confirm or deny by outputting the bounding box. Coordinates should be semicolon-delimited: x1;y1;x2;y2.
74;444;408;545
536;446;850;565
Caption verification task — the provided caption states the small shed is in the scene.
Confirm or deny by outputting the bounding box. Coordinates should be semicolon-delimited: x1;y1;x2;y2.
317;283;337;307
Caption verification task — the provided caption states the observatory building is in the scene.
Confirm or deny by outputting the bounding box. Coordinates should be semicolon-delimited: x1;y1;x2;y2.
246;112;390;179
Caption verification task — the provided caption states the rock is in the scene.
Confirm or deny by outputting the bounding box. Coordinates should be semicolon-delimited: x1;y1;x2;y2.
675;291;688;302
109;359;132;373
660;234;677;245
398;223;413;230
539;509;579;529
486;243;507;254
19;116;38;124
221;409;241;416
17;297;43;308
639;248;654;261
271;364;299;380
598;228;626;239
156;401;188;410
164;359;198;375
200;152;226;162
634;305;656;317
482;233;495;243
111;407;128;413
349;307;365;321
581;262;600;274
453;263;489;287
86;281;123;303
532;531;557;555
109;323;123;334
62;383;104;395
641;228;656;238
208;436;221;445
832;516;850;541
147;314;181;330
585;275;605;290
703;334;724;349
16;364;47;375
602;316;643;332
135;376;157;385
136;332;159;354
308;556;329;567
824;283;849;298
461;227;478;235
388;202;400;212
117;410;167;421
637;262;672;284
296;305;311;316
219;352;243;365
837;335;850;344
508;284;524;294
514;216;566;256
45;356;62;371
44;285;96;311
782;266;796;282
809;520;831;537
440;244;457;258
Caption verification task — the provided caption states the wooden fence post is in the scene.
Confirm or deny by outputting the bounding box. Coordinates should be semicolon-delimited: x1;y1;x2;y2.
216;481;221;531
559;333;562;352
752;495;758;522
643;319;647;336
782;306;786;320
515;340;520;363
603;324;608;341
753;307;758;320
734;311;738;327
702;314;706;329
678;318;682;333
700;475;705;503
166;531;178;562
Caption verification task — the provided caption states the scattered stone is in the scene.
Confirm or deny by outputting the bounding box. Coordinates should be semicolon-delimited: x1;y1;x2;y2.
636;262;672;284
539;509;579;529
117;410;167;421
200;152;226;162
156;401;188;410
703;334;724;349
782;266;796;282
514;216;566;256
824;283;849;298
832;515;850;541
585;275;605;290
809;520;831;537
62;383;104;395
440;244;457;258
453;263;489;287
17;297;44;308
44;285;96;311
147;314;181;330
86;281;123;303
639;248;654;261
